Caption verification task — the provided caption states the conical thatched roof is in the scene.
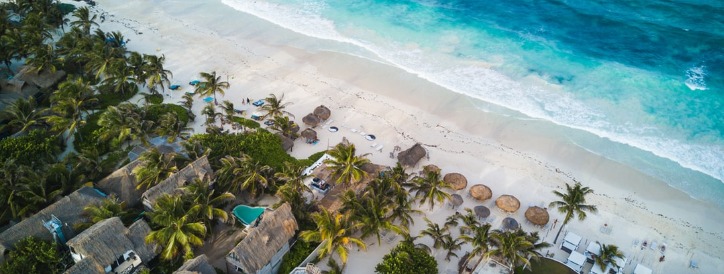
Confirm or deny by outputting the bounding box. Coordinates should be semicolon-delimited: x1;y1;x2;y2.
142;156;213;211
474;205;490;219
174;255;216;274
302;113;320;127
301;128;318;140
16;66;66;89
469;184;492;201
525;206;550;226
444;173;468;190
496;195;520;213
227;203;298;274
313;105;331;120
397;143;426;167
450;194;463;207
422;164;440;174
276;133;294;152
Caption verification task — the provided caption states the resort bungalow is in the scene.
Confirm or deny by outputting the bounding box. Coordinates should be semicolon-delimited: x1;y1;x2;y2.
142;156;213;211
226;203;298;274
65;217;158;274
0;187;106;263
174;254;216;274
96;160;144;207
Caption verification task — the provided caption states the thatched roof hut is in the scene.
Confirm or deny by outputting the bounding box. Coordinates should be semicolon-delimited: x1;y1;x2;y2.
450;194;463;208
174;255;216;274
444;173;468;191
142;156;213;211
65;217;158;274
313;105;331;120
502;217;520;231
276;133;294;152
397;143;426;167
524;206;550;226
469;184;492;201
96;160;143;207
422;164;441;174
301;128;318;141
226;203;298;274
0;187;105;260
16;66;66;89
495;195;521;213
302;113;320;127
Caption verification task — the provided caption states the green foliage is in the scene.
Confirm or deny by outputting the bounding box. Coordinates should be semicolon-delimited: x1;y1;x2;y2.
57;3;76;16
297;150;327;168
94;89;138;110
0;237;66;274
0;130;59;166
147;104;189;125
375;240;437;274
278;240;319;274
190;131;295;170
146;94;164;105
73;111;106;153
515;258;577;274
231;116;260;129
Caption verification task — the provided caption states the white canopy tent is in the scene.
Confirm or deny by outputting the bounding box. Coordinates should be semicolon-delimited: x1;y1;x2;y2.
565;251;586;273
585;241;602;262
591;256;627;274
634;264;653;274
561;232;582;252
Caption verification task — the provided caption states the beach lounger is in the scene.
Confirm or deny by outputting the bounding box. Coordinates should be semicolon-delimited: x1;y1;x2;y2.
376;144;384;152
203;97;213;103
370;142;378;148
169;84;181;90
650;241;657;250
189;80;200;86
351;128;358;133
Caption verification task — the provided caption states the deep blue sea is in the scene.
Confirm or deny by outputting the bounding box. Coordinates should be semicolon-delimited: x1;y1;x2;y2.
222;0;724;203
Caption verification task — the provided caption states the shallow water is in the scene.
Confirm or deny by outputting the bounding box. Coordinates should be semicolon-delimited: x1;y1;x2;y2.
221;0;724;205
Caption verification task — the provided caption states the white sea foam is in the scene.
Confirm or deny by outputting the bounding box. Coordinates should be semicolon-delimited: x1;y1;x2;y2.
684;65;708;91
221;0;724;183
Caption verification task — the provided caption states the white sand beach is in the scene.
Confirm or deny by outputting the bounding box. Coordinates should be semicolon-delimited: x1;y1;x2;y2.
84;0;723;273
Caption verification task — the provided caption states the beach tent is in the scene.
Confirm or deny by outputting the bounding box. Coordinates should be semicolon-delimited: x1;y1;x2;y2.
444;173;468;190
565;251;586;273
469;184;492;201
495;195;520;213
561;231;582;253
585;241;602;263
524;206;550;226
634;264;652;274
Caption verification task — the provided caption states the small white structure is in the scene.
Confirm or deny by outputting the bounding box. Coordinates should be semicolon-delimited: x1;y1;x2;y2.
634;264;653;274
591;256;627;274
585;241;601;263
565;251;586;273
561;231;582;252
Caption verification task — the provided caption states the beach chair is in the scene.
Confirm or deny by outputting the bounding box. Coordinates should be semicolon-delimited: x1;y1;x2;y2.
650;241;658;250
689;259;698;269
376;144;384;152
370;142;378;148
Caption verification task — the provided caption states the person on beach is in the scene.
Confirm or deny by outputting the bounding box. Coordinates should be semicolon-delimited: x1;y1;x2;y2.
247;98;250;104
552;219;558;230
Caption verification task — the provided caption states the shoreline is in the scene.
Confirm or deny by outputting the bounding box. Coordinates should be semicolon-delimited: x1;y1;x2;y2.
88;0;724;272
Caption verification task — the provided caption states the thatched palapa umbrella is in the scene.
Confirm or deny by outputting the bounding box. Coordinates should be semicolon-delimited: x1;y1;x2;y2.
276;133;294;151
502;217;519;230
450;194;463;208
495;195;520;213
301;128;317;142
289;121;300;133
397;143;426;167
474;205;490;219
469;184;492;201
313;105;331;121
444;173;468;191
423;164;441;175
302;113;320;127
524;206;550;226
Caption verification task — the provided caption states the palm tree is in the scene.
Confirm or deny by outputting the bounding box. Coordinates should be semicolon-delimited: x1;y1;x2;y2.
46;77;97;140
26;44;60;74
70;6;98;35
155;112;191;142
260;93;293;119
388;162;412;187
420;218;449;249
97;103;145;147
324;142;370;188
132;148;181;190
143;54;172;94
146;194;206;261
180;139;209;162
354;189;406;245
460;223;493;272
409;170;452;211
201;103;220;126
274;162;311;193
17;174;63;216
486;230;534;274
549;182;598;244
219;100;235;125
181;177;234;229
102;63;138;95
216;154;272;199
441;235;463;261
299;209;366;266
195;71;229;104
0;97;47;134
595;243;625;272
76;196;130;230
267;115;300;139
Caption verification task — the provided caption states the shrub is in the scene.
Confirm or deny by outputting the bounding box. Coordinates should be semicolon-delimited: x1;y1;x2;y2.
146;94;164;105
73;111;107;153
278;240;319;274
231;116;260;129
147;104;189;125
375;240;437;274
93;89;138;110
190;130;296;170
0;130;59;166
0;237;67;274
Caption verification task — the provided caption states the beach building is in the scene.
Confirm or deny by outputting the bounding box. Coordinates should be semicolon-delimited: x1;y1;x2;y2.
226;203;298;274
141;156;213;211
65;217;158;274
174;254;216;274
0;65;66;110
0;187;106;263
96;160;144;207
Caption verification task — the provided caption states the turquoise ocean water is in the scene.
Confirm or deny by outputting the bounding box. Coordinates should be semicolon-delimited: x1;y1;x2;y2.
221;0;724;205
